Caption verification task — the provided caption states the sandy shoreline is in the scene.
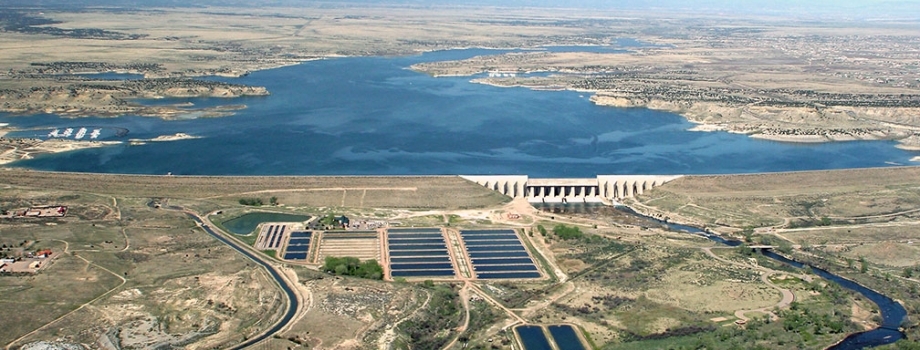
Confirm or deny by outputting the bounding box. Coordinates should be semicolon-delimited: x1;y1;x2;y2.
0;138;122;165
128;133;202;143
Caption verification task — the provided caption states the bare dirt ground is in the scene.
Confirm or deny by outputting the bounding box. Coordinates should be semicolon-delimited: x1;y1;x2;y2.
0;138;120;166
630;166;920;229
0;190;284;350
0;168;508;209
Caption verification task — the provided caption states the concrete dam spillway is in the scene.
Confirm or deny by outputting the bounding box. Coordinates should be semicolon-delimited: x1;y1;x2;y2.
461;175;681;203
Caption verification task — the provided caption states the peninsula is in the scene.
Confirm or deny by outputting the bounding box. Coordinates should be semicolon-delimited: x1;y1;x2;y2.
1;4;919;150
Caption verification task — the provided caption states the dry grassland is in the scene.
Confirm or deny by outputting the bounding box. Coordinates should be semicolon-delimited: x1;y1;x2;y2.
277;270;423;350
0;7;603;73
4;166;905;349
0;176;449;350
0;188;284;349
0;168;509;209
633;166;920;228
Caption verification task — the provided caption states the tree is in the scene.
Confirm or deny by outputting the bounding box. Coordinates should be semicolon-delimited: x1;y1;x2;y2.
323;256;383;280
552;224;584;240
859;256;869;273
238;198;263;206
269;196;278;206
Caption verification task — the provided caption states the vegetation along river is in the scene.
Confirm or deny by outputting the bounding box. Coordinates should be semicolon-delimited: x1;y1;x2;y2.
617;206;907;349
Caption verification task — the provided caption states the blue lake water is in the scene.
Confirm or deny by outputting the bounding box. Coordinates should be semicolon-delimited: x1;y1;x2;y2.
1;48;917;176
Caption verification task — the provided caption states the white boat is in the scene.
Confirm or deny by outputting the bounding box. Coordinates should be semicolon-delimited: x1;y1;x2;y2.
74;128;87;139
48;129;60;137
61;128;74;137
90;129;101;139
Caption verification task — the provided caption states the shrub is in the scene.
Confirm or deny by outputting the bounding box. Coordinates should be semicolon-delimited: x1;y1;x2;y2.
322;256;383;280
552;224;584;240
238;198;263;206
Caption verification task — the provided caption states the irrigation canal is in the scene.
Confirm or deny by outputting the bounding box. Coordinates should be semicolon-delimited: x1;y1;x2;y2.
184;212;299;350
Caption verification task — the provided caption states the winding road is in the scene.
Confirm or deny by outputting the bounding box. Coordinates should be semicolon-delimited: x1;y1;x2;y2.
702;247;797;321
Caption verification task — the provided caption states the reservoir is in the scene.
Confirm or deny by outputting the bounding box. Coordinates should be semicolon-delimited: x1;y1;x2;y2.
1;48;917;176
220;212;311;235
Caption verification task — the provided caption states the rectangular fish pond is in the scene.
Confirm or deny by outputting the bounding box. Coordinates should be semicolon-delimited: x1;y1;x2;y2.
460;229;540;279
515;325;587;350
387;228;456;278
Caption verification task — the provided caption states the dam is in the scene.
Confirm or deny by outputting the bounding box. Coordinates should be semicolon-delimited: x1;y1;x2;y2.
461;175;681;203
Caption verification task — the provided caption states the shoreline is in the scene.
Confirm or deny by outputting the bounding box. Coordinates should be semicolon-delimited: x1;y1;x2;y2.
472;78;920;148
2;163;918;179
0;138;122;165
589;93;919;148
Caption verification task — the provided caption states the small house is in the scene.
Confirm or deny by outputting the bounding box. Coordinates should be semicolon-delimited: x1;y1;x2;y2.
334;216;350;228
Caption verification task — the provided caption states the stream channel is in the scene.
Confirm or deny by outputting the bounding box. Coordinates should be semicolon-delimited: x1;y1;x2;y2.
617;206;908;349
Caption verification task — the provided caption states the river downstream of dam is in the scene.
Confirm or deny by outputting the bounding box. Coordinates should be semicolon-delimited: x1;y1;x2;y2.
1;46;918;176
614;205;908;350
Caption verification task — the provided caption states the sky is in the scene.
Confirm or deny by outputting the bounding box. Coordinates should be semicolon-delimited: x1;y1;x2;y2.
4;0;920;20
